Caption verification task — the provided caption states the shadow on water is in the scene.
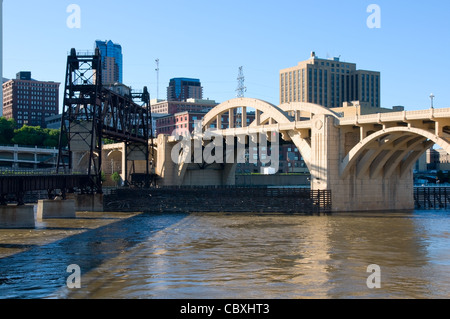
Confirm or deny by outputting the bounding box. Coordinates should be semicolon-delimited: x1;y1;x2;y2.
0;212;189;299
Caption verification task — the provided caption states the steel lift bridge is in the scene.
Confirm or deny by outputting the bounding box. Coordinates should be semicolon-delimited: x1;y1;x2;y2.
56;48;154;195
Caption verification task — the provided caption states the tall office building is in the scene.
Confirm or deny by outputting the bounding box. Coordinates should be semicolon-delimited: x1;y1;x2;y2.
2;72;60;127
95;40;123;85
280;52;380;108
167;78;203;101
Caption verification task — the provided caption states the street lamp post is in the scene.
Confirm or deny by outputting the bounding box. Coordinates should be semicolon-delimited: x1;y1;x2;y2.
430;93;435;109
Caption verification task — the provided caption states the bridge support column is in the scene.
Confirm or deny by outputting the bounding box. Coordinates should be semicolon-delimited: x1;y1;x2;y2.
71;194;104;212
0;205;35;229
310;114;341;197
333;171;414;212
37;199;76;219
222;163;237;186
310;114;414;212
156;134;241;187
155;135;181;186
220;136;242;186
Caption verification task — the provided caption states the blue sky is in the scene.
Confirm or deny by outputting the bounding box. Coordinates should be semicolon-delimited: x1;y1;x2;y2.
3;0;450;111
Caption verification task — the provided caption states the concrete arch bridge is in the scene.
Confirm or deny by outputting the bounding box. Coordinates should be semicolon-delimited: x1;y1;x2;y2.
114;97;450;211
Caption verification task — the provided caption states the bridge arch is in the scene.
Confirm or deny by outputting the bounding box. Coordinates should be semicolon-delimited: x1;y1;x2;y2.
74;151;99;174
341;126;450;179
105;149;123;174
106;149;122;159
201;98;316;170
279;102;341;120
202;97;291;129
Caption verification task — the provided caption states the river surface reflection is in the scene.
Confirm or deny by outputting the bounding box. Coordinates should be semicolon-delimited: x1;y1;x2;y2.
0;210;449;299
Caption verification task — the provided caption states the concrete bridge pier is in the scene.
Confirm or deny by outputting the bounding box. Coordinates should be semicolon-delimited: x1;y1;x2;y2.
155;135;179;186
0;205;35;229
37;199;76;220
310;114;414;212
156;134;244;187
67;193;104;212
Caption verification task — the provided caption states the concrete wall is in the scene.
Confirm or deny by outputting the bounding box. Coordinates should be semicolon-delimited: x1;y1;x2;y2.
182;168;223;186
236;174;310;186
69;194;104;212
331;169;414;211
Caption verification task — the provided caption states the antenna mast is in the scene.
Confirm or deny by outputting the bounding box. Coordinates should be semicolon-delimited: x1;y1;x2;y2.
155;59;160;100
235;66;246;127
236;66;246;98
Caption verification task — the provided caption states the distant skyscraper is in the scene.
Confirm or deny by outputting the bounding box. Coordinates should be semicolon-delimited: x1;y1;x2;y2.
167;78;203;101
95;40;123;85
280;52;381;108
2;72;60;127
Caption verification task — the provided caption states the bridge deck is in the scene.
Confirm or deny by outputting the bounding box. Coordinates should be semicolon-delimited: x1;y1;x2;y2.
0;174;91;205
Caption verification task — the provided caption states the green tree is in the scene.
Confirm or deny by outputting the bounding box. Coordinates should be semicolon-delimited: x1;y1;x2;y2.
42;128;61;147
0;117;16;145
103;138;116;145
10;126;63;148
12;125;46;146
111;171;121;186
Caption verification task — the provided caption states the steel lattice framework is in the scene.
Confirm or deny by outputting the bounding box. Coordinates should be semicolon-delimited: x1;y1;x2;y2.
57;48;153;194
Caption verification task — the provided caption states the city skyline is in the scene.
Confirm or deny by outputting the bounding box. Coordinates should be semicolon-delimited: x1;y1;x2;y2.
2;1;450;112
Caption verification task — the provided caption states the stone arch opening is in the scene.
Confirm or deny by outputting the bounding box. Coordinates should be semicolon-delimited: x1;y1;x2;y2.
341;127;450;179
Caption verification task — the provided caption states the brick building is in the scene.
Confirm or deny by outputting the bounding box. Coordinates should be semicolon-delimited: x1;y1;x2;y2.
2;72;60;127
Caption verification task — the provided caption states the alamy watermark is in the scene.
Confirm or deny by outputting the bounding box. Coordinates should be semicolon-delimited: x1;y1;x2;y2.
66;4;81;29
366;264;381;289
367;4;381;29
170;121;279;172
67;264;81;289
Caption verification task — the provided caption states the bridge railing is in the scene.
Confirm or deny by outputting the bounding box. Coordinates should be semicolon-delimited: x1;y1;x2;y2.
339;108;450;126
0;168;84;176
0;144;60;151
414;187;450;210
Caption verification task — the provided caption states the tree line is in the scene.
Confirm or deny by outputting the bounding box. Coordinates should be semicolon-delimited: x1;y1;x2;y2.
0;117;64;148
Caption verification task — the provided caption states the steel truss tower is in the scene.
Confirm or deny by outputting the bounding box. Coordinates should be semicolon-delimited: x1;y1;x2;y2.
235;66;247;127
57;48;154;194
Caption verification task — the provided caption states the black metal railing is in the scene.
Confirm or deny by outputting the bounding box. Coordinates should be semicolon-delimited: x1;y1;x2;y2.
414;187;450;210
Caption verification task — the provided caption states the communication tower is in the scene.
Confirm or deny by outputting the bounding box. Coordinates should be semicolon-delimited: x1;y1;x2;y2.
235;66;246;127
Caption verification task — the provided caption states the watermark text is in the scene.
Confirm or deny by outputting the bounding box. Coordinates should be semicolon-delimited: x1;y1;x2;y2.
66;264;81;289
367;4;381;29
366;264;381;289
66;4;81;29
